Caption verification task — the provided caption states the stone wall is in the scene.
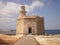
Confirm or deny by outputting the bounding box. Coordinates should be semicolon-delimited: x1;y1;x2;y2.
35;35;60;45
36;16;44;35
16;18;24;34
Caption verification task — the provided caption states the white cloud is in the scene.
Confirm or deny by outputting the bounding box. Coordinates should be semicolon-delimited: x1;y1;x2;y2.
25;0;44;11
0;17;16;30
0;1;5;10
0;1;19;30
1;2;20;15
0;1;5;14
0;0;44;15
31;0;44;9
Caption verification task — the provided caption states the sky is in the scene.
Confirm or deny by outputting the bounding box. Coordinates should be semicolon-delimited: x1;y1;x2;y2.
0;0;60;30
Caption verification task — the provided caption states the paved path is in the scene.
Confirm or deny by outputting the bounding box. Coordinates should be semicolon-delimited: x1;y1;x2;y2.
12;35;38;45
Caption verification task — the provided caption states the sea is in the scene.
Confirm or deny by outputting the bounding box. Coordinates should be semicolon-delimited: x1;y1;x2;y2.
45;29;60;34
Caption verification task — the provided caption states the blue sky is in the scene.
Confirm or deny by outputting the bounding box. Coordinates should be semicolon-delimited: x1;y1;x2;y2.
0;0;60;30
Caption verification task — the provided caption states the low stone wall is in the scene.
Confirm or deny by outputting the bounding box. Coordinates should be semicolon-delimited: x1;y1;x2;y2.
35;35;60;45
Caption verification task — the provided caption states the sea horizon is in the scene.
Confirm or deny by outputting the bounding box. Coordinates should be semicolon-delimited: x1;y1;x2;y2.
45;29;60;34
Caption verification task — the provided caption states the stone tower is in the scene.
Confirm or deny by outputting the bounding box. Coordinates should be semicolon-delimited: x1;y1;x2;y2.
19;6;26;17
16;6;45;35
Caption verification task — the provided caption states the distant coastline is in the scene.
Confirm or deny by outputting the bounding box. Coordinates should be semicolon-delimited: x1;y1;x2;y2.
45;29;60;34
